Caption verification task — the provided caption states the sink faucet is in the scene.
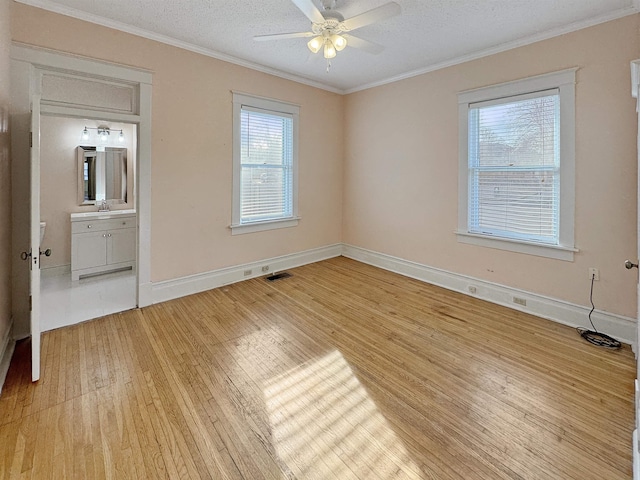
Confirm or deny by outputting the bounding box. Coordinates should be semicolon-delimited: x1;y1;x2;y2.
97;200;110;212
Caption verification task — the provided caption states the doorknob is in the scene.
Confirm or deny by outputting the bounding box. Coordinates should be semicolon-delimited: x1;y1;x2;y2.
624;259;638;269
20;250;31;261
39;248;51;257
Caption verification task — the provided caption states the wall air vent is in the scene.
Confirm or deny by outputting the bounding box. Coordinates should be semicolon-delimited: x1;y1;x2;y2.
266;272;292;281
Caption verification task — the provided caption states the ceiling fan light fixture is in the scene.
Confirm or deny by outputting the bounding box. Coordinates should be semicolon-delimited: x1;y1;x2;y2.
331;34;347;51
323;41;337;59
307;36;323;54
255;0;400;67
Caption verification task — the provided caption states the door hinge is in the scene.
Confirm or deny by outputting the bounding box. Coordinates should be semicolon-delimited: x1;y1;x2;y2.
29;295;32;312
29;132;32;148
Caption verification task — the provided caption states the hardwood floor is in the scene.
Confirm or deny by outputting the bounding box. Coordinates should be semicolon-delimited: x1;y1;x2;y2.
0;257;635;479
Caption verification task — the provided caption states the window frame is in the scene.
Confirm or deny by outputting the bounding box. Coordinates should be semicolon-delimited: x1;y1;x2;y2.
457;69;578;261
231;92;300;235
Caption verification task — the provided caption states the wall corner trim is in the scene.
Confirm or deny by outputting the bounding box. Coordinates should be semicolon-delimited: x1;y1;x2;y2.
342;244;636;349
151;244;343;305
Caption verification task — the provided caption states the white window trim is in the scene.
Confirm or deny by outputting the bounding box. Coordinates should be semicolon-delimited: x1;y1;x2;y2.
456;68;578;261
231;92;300;235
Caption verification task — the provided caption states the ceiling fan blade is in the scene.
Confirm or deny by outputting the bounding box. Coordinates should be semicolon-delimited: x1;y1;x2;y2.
343;34;385;55
291;0;325;24
254;31;315;41
341;2;401;31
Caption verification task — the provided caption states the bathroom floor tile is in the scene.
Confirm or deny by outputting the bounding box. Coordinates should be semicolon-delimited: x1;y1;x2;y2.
40;269;137;331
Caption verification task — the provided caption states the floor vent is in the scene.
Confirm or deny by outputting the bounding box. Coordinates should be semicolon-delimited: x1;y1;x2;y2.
266;272;292;282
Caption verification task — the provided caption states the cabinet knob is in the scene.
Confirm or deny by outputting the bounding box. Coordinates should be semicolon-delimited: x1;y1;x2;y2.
102;234;106;238
87;224;92;229
108;233;112;237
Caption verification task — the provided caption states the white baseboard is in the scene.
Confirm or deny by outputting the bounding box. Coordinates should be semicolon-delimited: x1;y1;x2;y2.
150;242;635;348
342;244;636;348
0;321;15;396
152;244;343;305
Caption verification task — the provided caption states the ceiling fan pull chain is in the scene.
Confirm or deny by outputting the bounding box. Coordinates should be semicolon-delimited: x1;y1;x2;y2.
326;59;331;73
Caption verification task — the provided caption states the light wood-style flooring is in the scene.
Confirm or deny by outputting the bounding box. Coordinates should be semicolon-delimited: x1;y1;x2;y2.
0;257;635;479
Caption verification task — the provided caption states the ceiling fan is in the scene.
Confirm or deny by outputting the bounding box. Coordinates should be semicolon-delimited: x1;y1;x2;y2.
254;0;401;60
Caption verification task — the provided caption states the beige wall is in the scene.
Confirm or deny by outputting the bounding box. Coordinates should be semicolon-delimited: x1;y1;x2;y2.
11;3;344;283
40;116;135;269
0;0;11;346
344;15;640;318
10;3;639;321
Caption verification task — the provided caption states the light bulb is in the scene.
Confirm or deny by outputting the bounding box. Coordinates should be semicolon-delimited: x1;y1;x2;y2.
324;41;336;59
307;36;323;54
118;131;124;143
100;129;109;141
331;34;347;51
82;127;89;140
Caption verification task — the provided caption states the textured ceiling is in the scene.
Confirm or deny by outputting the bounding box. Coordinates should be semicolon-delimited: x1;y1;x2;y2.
16;0;639;93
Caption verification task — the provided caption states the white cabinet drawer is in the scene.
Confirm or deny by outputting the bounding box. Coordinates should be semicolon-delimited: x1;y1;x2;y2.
72;216;136;234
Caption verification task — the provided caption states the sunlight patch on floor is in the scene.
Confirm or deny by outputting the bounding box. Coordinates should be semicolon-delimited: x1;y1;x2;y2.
264;350;422;478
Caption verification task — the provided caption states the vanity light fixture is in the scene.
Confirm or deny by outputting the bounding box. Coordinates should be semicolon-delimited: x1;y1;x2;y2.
81;126;125;143
98;127;110;141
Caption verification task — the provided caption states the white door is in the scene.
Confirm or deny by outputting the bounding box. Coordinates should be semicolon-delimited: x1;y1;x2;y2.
636;101;640;480
637;89;640;427
631;59;640;480
30;95;41;382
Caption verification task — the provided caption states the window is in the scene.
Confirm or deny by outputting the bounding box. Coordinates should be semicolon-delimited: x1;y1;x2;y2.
232;92;299;235
457;69;577;260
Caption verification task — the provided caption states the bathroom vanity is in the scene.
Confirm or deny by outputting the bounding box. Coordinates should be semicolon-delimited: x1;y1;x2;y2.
70;210;136;280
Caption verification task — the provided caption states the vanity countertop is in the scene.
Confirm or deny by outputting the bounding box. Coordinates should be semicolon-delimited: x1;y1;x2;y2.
70;209;136;221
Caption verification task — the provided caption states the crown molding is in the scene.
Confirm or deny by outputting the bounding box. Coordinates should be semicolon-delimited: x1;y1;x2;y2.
344;4;640;94
14;0;346;95
15;0;640;96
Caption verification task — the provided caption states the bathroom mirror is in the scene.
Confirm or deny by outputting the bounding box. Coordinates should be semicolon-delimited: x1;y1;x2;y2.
77;146;127;205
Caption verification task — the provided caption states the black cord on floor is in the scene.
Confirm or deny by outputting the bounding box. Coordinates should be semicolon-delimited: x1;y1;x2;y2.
576;274;621;349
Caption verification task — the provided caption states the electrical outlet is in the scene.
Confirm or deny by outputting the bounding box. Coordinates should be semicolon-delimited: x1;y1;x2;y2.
243;269;252;277
588;267;600;281
468;286;477;294
513;297;527;306
261;266;270;273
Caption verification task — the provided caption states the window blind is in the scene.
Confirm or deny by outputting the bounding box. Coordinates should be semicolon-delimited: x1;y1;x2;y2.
240;107;293;224
468;91;560;244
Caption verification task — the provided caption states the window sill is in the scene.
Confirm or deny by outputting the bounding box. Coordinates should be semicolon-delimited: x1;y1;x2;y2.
456;231;577;261
231;217;300;235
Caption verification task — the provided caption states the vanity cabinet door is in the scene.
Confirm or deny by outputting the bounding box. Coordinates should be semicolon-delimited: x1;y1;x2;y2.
72;231;107;270
107;228;136;265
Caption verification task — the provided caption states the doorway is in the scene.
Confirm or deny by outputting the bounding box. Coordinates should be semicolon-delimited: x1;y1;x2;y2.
39;116;138;330
10;44;152;380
